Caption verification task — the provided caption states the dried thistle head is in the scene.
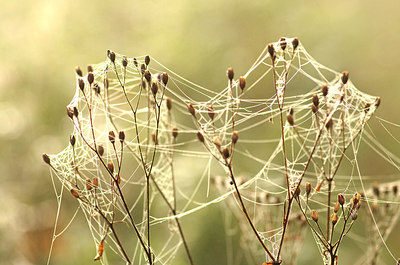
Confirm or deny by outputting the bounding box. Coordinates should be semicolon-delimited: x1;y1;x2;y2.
42;153;51;165
311;210;319;222
172;127;178;139
213;136;222;149
338;193;345;205
75;66;83;77
331;213;338;226
231;131;239;144
305;182;311;197
226;67;234;81
187;103;196;117
239;76;246;91
341;71;349;84
70;188;79;199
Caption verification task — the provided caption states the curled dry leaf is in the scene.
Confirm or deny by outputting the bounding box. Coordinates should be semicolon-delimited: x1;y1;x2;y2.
94;239;105;261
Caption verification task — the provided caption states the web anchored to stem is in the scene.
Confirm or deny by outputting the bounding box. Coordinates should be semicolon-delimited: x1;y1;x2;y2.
44;37;400;265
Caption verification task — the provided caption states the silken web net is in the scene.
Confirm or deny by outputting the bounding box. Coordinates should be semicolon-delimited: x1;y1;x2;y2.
45;37;400;265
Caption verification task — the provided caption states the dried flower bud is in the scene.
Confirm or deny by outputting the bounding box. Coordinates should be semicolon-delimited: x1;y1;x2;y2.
78;78;85;91
187;103;196;116
213;136;222;149
325;117;333;130
393;185;398;196
94;239;104;261
239;76;246;91
145;55;150;66
73;107;79;117
172;127;178;138
144;70;152;83
306;182;311;196
166;97;172;110
227;67;234;81
87;72;94;85
338;193;345;205
75;66;83;77
334;201;340;213
312;104;318;113
292;38;299;50
70;135;76;146
133;58;138;67
373;182;380;197
107;162;114;174
280;37;287;50
322;85;329;97
232;131;239;144
109;131;116;144
70;188;79;199
311;210;319;222
66;107;74;119
375;97;381;107
197;132;204;143
119;131;125;142
115;174;121;185
108;50;115;63
93;83;100;94
151;82;158;95
97;145;104;156
42;153;51;165
152;133;157;144
87;65;93;73
331;213;338;226
351;210;358;221
208;106;214;120
341;71;349;84
140;64;146;74
122;56;128;67
92;177;99;188
312;94;319;107
162;72;168;86
222;147;230;159
287;114;294;126
268;44;276;61
86;178;93;190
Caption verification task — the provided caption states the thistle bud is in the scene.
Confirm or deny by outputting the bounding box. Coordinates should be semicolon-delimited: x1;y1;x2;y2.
231;131;239;144
172;127;178;138
213;136;222;149
341;71;349;85
222;147;230;159
119;131;125;142
311;210;319;222
145;55;150;66
227;67;234;81
144;70;151;83
312;104;318;113
73;107;79;117
133;58;138;67
70;135;76;146
351;210;358;221
312;94;319;107
140;64;146;74
151;82;158;95
92;177;99;188
306;182;311;196
338;193;345;205
75;66;83;77
239;76;246;91
122;56;128;67
334;201;340;213
166;97;172;110
162;72;168;86
331;213;338;226
86;178;93;190
322;85;329;97
208;106;214;120
187;103;196;116
87;65;93;73
87;72;94;85
325;117;333;130
66;107;74;119
42;153;51;165
109;131;116;144
108;50;116;63
197;132;204;143
70;189;79;199
97;145;104;156
78;78;85;91
268;44;276;61
280;37;287;50
108;162;114;174
292;38;299;50
287;114;294;126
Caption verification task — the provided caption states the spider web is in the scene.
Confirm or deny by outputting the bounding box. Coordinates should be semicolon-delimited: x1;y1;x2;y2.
45;37;400;265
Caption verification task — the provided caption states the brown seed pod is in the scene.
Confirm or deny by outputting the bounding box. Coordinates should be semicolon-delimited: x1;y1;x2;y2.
172;127;178;139
231;131;239;144
197;132;204;143
325;117;333;130
86;178;93;190
331;213;338;226
144;70;152;83
107;162;114;174
312;94;319;107
119;131;125;142
306;182;312;196
162;72;168;86
97;145;104;156
227;67;234;81
341;71;349;84
334;201;340;213
109;131;116;144
287;114;295;126
87;65;93;73
75;66;83;77
187;103;196;117
239;76;246;91
151;82;158;95
322;85;329;97
292;37;299;50
70;188;79;199
312;104;318;114
280;37;287;50
145;55;150;66
78;78;85;91
92;177;99;188
108;50;116;63
208;106;214;120
213;136;222;149
166;97;172;110
87;72;94;85
140;64;146;74
122;56;128;68
70;135;76;146
311;210;319;222
152;133;157;144
338;193;345;205
268;44;276;61
42;153;51;165
222;147;230;159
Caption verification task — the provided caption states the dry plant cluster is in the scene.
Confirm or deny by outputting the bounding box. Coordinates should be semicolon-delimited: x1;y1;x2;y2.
43;38;400;265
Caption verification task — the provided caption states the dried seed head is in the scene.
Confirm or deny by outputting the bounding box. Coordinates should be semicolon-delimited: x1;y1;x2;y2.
109;131;116;144
341;71;349;84
213;136;222;149
268;44;276;61
42;153;51;165
208;106;214;120
108;50;116;63
338;193;345;205
140;64;146;74
66;107;74;119
239;76;246;91
292;37;299;50
87;72;94;85
70;135;76;146
93;83;100;94
375;97;381;107
331;213;338;226
287;114;294;126
373;182;380;197
119;131;125;142
151;82;158;95
115;174;121;185
351;210;358;221
166;97;172;110
97;145;104;156
70;188;79;199
172;127;178;138
145;55;150;66
78;78;85;91
73;107;79;117
306;182;312;196
162;72;168;86
325;117;333;130
75;66;83;77
92;177;99;188
197;132;204;143
94;239;105;261
87;65;93;73
222;147;230;159
107;162;114;174
322;85;329;97
312;94;319;107
133;58;138;67
393;184;398;196
231;131;239;144
187;103;196;116
312;104;318;114
122;56;128;67
227;67;234;81
334;201;340;213
144;70;152;83
86;178;93;190
280;37;287;50
311;210;319;222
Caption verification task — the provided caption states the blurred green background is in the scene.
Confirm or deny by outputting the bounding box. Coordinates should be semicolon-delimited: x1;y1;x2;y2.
1;0;400;264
